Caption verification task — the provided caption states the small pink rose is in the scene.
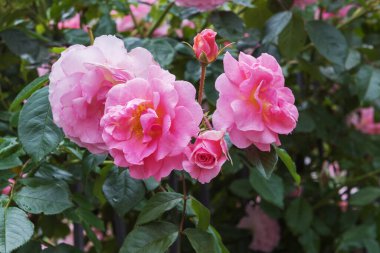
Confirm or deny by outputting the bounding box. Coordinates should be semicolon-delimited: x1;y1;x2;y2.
183;130;229;184
193;29;219;64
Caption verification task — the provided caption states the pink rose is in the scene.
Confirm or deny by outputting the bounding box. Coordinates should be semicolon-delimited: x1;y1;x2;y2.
49;35;166;153
213;52;298;151
112;1;153;33
193;29;219;64
347;107;380;135
37;64;50;76
174;0;229;11
237;204;280;252
183;130;228;184
100;74;203;181
57;13;81;30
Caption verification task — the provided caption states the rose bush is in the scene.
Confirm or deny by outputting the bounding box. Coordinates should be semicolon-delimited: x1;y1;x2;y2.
1;0;380;253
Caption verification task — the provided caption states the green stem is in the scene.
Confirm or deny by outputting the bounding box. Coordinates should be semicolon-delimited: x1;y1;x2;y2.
178;171;188;252
126;1;144;36
147;2;174;37
198;63;207;105
87;27;94;45
5;159;30;209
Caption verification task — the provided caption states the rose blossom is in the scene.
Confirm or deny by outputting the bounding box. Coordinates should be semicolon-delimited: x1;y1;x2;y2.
100;73;203;181
183;130;228;184
347;107;380;135
176;19;196;38
193;29;219;64
213;52;298;151
57;13;81;30
174;0;229;11
49;35;168;153
292;0;317;9
314;4;356;20
237;203;280;252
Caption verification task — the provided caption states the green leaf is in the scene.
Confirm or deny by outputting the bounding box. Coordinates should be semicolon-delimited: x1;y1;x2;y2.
0;207;34;253
338;225;377;250
143;39;176;67
350;187;380;206
278;13;307;58
63;29;90;45
14;180;73;215
189;197;210;231
210;11;245;40
42;244;83;253
75;207;105;231
102;168;145;216
0;154;22;170
345;49;361;70
9;75;49;111
120;221;178;253
285;198;313;235
0;137;20;158
305;21;348;66
247;146;278;179
15;241;41;253
82;152;107;175
18;86;63;162
298;229;320;253
95;14;116;36
207;226;230;253
262;11;292;44
354;65;380;102
249;168;284;208
229;179;254;199
184;228;221;253
275;147;301;185
136;192;183;225
243;0;272;30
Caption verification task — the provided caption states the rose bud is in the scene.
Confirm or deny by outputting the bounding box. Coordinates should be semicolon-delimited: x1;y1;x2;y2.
193;29;219;64
183;130;229;184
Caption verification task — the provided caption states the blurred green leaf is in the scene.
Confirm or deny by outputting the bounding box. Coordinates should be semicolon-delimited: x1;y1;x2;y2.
184;228;221;253
247;146;278;179
285;198;313;235
305;21;348;66
353;65;380;102
262;11;292;44
120;222;178;253
278;12;306;58
249;168;284;208
350;187;380;206
143;39;176;67
210;11;245;40
136;192;183;225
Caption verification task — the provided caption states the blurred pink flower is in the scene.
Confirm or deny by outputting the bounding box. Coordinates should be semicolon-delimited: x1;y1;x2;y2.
176;19;196;38
1;179;14;195
183;130;229;183
57;13;81;30
49;35;163;153
112;0;168;36
100;75;203;181
213;52;298;151
347;107;380;135
237;203;280;252
37;64;50;76
292;0;317;9
174;0;229;11
314;4;356;20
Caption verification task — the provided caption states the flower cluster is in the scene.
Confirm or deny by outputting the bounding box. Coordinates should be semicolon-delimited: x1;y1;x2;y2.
49;29;298;183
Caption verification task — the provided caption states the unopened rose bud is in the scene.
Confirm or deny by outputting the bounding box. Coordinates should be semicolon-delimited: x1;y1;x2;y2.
193;29;219;64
